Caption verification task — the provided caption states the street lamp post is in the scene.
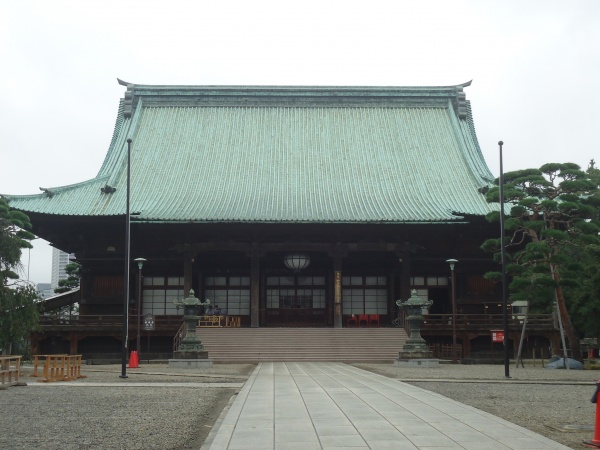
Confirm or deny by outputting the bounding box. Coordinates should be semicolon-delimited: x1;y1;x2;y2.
120;138;133;379
134;258;146;357
446;259;459;364
498;141;510;378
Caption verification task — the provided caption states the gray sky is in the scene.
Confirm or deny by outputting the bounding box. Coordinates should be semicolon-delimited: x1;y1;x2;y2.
1;0;599;286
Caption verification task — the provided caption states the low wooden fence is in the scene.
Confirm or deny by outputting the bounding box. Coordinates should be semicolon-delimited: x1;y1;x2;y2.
422;313;556;329
429;343;463;360
30;355;86;383
0;355;23;390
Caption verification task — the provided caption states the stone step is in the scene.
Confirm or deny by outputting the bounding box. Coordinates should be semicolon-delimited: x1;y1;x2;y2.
195;327;408;363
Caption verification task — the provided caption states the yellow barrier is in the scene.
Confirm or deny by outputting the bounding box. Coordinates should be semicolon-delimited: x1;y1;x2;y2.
0;356;24;390
36;355;86;383
198;315;223;327
198;315;241;327
226;316;241;327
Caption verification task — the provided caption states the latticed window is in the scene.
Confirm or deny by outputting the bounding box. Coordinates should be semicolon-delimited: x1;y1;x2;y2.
266;276;326;309
342;276;387;314
204;276;251;315
142;276;184;315
409;276;449;302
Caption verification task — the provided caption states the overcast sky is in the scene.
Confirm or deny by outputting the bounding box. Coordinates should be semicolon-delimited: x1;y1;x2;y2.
1;0;599;286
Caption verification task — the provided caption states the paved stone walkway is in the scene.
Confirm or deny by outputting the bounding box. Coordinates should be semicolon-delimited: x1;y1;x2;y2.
202;362;570;449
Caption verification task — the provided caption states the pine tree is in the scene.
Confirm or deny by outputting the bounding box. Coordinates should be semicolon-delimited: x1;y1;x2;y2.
0;197;40;354
481;163;600;361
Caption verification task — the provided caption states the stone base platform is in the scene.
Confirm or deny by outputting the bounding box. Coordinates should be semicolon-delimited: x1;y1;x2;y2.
168;359;213;369
394;358;439;368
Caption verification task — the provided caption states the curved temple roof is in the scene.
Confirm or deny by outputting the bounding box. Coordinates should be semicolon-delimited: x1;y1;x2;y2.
4;82;496;224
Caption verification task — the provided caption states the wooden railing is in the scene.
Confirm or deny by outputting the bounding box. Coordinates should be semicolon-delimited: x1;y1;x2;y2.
422;313;556;330
429;343;463;360
173;323;186;353
396;311;556;333
39;315;183;330
33;355;86;383
0;355;22;389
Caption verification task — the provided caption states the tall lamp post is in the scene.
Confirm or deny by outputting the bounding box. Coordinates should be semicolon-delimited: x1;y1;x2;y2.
134;258;146;357
120;138;133;379
498;141;510;378
446;259;459;364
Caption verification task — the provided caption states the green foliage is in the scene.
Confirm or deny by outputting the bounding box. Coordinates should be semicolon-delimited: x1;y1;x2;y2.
485;211;500;223
563;243;600;341
504;218;520;231
481;161;600;359
574;221;600;235
484;271;502;282
54;262;81;294
0;198;34;284
0;198;40;353
0;284;41;353
481;239;500;253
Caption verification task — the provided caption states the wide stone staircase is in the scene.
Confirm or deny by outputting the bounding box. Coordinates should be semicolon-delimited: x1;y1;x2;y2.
195;327;408;363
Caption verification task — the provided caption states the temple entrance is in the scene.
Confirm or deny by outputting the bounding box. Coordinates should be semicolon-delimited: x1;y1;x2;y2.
265;274;328;326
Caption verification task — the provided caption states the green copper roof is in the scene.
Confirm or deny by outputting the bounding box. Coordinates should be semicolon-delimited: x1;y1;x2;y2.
4;83;496;223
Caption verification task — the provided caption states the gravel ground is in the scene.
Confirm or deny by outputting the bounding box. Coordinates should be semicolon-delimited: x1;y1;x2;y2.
1;361;598;449
0;363;255;450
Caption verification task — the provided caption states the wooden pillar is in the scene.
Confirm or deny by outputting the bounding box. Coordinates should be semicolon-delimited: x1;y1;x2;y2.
333;250;343;329
550;332;561;356
388;266;395;319
69;334;78;355
464;334;474;359
30;335;40;356
183;250;193;297
400;249;411;302
250;246;261;328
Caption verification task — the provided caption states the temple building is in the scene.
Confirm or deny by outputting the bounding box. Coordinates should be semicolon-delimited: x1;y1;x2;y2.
6;80;549;359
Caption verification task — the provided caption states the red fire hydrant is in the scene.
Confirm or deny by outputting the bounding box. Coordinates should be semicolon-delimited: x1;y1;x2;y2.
584;380;600;448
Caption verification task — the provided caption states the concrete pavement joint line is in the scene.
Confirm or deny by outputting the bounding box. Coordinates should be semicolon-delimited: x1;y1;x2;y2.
335;363;569;449
203;362;571;450
334;364;479;423
315;362;439;449
317;363;529;448
299;362;389;447
83;369;249;379
25;382;244;388
272;363;276;450
287;362;329;449
206;362;262;450
358;364;554;446
397;378;595;386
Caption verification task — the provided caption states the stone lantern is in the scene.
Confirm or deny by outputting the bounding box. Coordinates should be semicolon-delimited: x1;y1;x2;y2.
169;289;212;368
395;289;437;366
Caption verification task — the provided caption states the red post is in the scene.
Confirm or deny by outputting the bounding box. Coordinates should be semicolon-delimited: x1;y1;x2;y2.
583;380;600;448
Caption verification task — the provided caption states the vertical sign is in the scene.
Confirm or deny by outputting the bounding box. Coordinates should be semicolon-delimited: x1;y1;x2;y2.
334;271;341;316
